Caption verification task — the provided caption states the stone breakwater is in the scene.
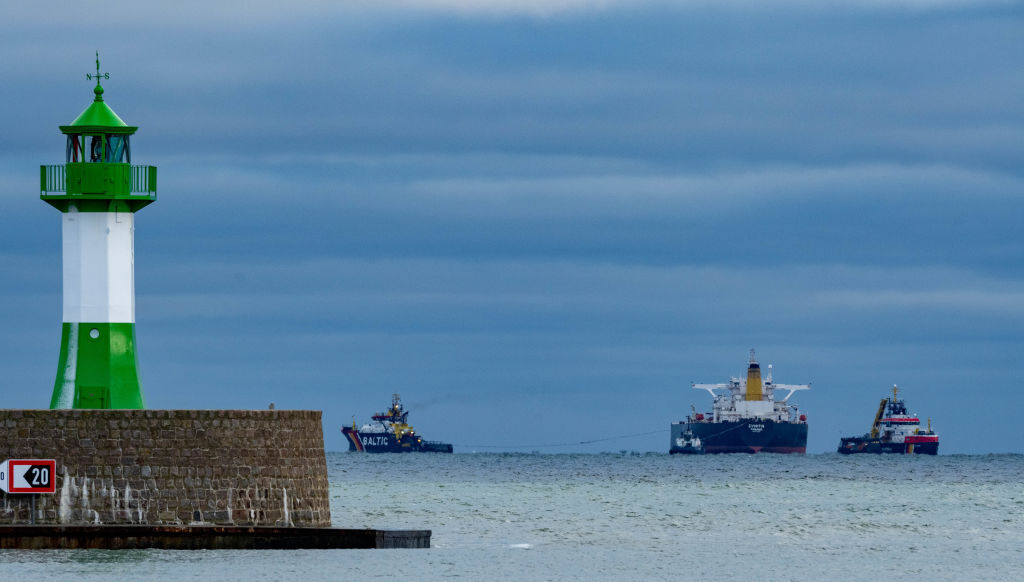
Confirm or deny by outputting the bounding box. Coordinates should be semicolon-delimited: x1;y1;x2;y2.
0;409;331;527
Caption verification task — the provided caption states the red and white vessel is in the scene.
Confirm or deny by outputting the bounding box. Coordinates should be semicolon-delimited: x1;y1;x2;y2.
838;386;939;455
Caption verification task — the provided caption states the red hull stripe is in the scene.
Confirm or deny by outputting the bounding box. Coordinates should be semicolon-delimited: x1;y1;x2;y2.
342;429;364;451
904;436;939;443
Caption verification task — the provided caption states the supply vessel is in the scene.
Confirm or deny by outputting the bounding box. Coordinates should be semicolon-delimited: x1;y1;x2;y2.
837;386;938;454
671;350;810;454
342;393;453;453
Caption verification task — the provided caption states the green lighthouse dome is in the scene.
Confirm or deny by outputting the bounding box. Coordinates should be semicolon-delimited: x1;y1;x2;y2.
65;88;131;129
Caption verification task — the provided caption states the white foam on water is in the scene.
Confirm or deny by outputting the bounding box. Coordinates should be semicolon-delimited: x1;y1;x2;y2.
510;543;533;549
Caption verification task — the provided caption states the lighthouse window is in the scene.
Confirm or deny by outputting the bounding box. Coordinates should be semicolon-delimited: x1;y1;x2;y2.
106;134;130;163
89;135;104;162
66;135;83;163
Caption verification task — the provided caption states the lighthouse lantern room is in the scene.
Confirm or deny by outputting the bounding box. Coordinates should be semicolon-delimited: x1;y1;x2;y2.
40;53;157;409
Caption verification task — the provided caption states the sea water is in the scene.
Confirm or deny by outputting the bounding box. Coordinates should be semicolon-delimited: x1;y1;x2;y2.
1;453;1021;581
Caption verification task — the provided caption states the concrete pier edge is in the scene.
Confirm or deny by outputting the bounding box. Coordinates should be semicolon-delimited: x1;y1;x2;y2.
0;525;431;549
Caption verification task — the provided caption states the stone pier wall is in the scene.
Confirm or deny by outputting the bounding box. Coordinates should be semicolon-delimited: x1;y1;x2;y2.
0;409;331;527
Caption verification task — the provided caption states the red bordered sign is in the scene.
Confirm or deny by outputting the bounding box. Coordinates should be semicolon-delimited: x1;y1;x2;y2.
0;459;57;494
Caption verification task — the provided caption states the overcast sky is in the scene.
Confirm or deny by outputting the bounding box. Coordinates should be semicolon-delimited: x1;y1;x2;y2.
1;1;1021;453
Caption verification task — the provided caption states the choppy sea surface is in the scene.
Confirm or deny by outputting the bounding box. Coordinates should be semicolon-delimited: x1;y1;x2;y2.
1;452;1021;581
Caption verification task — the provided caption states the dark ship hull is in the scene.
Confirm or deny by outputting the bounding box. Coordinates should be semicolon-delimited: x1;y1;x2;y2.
342;427;453;453
671;419;807;454
838;436;938;455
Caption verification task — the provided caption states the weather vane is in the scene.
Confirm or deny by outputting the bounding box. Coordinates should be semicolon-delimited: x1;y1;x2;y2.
86;50;109;87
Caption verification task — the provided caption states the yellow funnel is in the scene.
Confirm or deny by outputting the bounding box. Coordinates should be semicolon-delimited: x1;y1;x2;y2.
746;349;763;401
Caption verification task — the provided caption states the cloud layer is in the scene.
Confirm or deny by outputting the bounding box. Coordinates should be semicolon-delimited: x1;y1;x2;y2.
1;1;1021;452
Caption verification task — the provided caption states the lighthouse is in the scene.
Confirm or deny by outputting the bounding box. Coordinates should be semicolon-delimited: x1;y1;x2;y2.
40;54;157;409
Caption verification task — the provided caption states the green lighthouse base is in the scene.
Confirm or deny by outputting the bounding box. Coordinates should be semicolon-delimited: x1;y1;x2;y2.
49;322;145;409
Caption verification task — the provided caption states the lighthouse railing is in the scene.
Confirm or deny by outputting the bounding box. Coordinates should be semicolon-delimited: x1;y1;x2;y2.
132;164;158;194
40;164;66;193
40;164;157;195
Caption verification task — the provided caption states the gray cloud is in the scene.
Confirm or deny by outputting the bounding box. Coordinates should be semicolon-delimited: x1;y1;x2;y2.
0;2;1021;452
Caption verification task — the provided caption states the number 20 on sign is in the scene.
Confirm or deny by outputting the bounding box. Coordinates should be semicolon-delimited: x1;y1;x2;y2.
0;459;57;494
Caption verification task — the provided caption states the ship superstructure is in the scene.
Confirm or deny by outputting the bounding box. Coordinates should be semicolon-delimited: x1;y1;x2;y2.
838;386;938;454
342;394;453;453
671;350;810;454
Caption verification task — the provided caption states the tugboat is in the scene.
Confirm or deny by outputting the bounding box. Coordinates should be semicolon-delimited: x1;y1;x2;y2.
838;386;938;455
671;349;810;454
672;425;705;455
342;393;453;453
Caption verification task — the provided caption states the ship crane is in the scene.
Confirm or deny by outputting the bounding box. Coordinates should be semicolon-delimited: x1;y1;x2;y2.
869;385;899;438
692;383;730;399
765;363;810;401
773;384;811;402
692;382;809;402
869;398;887;438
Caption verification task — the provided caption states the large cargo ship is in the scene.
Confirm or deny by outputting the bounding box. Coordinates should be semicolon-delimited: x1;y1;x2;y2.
838;386;938;455
671;350;810;454
342;394;453;453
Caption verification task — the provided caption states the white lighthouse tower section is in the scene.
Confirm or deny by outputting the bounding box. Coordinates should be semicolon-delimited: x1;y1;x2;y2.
61;207;136;324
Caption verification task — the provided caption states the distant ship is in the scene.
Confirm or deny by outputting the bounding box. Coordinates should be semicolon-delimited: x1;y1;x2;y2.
838;386;938;455
342;394;453;453
672;427;705;455
671;350;810;454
